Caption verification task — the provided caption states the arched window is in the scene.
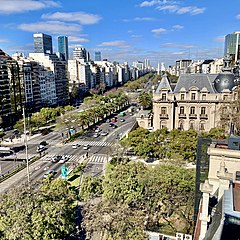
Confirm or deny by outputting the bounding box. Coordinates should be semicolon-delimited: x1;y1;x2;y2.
180;106;184;114
189;121;194;129
162;93;166;100
160;121;167;129
179;121;184;130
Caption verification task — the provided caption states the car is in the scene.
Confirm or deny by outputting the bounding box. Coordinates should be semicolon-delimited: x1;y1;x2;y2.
93;133;99;138
43;170;57;178
112;124;117;129
72;143;79;149
109;123;114;127
51;155;62;163
101;131;108;136
95;128;102;133
36;145;45;152
83;144;90;150
39;141;48;146
59;156;69;163
120;119;125;122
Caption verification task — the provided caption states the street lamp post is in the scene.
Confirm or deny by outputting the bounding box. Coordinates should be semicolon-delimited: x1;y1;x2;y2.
23;107;30;183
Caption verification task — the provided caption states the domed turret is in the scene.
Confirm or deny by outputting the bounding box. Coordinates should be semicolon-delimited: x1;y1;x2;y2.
214;55;240;92
214;72;238;92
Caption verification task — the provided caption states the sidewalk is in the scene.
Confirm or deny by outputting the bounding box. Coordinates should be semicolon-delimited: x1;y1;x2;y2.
1;133;41;146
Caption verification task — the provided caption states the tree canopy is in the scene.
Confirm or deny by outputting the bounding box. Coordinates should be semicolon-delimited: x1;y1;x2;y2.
0;179;76;240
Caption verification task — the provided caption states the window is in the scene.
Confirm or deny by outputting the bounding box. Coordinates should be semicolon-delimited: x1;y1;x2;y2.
202;94;206;100
189;122;194;129
200;123;205;131
161;107;167;114
181;94;185;100
201;107;206;115
162;93;166;100
179;121;184;130
190;107;195;114
223;95;228;101
180;106;185;114
191;93;196;100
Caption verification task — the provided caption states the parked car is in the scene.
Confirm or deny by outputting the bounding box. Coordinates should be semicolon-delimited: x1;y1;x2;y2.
43;170;57;178
83;144;90;150
51;155;62;163
101;131;108;136
112;124;117;129
109;123;114;127
120;119;125;122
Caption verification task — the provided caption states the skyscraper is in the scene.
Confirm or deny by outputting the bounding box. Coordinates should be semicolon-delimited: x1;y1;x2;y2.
224;31;240;65
58;36;69;61
33;33;53;54
95;51;101;61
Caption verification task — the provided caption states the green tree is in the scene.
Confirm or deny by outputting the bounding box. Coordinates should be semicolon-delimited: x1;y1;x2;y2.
138;91;152;109
0;179;76;240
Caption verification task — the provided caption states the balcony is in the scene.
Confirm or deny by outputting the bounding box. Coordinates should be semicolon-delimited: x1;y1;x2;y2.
178;113;186;119
200;114;208;119
160;114;169;119
189;114;197;119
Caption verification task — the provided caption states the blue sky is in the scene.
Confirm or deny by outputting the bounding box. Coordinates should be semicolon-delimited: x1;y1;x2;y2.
0;0;239;67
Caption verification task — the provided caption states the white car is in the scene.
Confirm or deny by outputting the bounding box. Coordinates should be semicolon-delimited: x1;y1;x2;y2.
101;131;108;136
95;128;102;133
93;133;99;138
83;145;90;150
59;156;69;163
72;143;79;149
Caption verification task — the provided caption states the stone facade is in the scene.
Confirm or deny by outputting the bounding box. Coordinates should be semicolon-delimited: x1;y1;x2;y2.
153;72;239;132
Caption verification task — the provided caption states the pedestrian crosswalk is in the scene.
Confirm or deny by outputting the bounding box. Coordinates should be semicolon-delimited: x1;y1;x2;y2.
88;154;108;164
40;154;82;162
70;140;112;147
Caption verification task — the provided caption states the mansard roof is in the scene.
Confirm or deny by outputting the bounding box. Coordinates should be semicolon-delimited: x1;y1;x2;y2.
173;73;218;93
155;74;173;94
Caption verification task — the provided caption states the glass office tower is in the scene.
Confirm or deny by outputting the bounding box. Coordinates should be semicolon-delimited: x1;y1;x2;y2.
33;33;53;54
95;51;101;61
224;32;240;64
58;36;69;61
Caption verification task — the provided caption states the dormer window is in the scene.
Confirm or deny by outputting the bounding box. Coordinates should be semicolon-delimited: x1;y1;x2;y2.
191;93;196;100
202;94;206;100
162;93;166;100
181;94;185;100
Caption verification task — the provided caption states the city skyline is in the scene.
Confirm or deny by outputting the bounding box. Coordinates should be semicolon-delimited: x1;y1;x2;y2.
0;0;239;67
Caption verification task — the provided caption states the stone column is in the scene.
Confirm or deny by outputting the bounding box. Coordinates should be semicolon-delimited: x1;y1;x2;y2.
217;157;233;200
199;179;213;240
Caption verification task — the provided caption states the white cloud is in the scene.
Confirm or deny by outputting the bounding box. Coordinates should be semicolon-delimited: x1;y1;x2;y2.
42;12;102;25
98;41;131;49
215;36;225;42
123;17;156;22
18;21;82;35
161;43;195;49
236;14;240;19
157;5;205;15
68;36;89;43
151;28;167;34
69;44;83;49
0;38;10;43
131;35;142;38
172;25;184;30
0;0;59;14
140;0;173;7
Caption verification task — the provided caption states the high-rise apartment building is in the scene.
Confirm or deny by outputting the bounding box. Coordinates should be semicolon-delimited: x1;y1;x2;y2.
224;31;240;65
95;51;101;61
73;47;87;61
58;36;69;61
33;33;53;54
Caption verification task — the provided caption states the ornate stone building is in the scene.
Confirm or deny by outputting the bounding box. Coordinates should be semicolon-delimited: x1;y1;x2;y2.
153;59;240;132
